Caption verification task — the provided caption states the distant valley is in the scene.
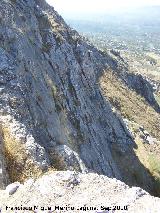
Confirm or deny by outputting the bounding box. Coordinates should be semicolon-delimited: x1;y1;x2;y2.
67;6;160;83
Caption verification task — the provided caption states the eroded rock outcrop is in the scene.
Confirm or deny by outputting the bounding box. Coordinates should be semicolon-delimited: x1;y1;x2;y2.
108;51;160;112
0;0;132;182
0;171;160;213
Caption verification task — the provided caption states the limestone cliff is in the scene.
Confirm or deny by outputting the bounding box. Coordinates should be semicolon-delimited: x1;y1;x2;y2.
0;0;160;198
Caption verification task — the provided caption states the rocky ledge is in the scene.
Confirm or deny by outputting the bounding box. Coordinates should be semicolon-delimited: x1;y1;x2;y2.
0;171;160;213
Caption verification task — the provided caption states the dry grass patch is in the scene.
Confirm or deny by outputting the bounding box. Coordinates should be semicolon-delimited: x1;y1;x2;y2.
135;136;160;195
99;70;160;139
155;93;160;106
100;70;160;196
2;127;43;183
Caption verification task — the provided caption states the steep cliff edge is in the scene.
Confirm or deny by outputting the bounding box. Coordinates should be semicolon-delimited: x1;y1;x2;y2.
0;0;160;198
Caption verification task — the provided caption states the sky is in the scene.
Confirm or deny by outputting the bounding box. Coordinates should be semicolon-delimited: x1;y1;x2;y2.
46;0;160;15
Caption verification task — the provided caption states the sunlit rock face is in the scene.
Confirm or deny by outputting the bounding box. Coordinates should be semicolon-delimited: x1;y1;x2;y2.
0;171;160;213
0;0;158;197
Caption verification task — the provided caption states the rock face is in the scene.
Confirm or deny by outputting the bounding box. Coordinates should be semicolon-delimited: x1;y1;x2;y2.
0;171;160;213
125;73;160;112
0;0;134;182
108;51;160;112
0;0;159;198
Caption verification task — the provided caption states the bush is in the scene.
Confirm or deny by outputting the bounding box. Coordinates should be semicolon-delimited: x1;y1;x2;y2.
10;0;17;4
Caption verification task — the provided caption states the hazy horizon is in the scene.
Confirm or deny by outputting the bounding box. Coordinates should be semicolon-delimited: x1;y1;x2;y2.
46;0;160;19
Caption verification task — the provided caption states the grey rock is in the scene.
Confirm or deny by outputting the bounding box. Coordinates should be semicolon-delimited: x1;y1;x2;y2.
139;127;157;144
0;171;160;213
0;0;158;198
51;145;88;173
0;0;131;181
0;48;9;72
5;182;21;195
125;73;160;112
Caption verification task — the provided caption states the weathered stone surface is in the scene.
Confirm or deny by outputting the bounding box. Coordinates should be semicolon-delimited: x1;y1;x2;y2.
109;51;160;112
5;182;21;195
125;73;160;112
0;171;160;213
0;0;134;182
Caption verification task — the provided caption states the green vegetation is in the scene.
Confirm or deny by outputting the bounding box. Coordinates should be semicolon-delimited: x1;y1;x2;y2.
155;94;160;106
148;154;160;193
10;0;16;4
42;43;52;53
28;37;36;46
51;84;57;98
71;14;160;83
149;155;160;177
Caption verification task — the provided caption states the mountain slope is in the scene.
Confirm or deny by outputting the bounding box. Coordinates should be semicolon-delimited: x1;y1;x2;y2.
0;0;160;197
100;70;160;195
